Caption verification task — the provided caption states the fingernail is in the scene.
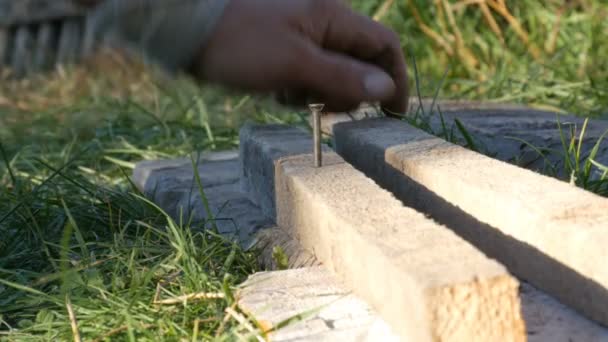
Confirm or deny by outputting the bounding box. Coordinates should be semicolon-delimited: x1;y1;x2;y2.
364;71;395;99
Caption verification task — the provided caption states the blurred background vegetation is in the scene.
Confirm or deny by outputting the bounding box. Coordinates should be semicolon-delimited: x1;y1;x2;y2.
353;0;607;116
0;1;607;340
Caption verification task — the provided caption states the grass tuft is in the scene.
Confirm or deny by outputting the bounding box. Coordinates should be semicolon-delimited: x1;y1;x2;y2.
0;50;302;340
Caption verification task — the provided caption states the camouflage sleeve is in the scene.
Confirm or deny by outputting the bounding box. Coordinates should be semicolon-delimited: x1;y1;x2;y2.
90;0;230;73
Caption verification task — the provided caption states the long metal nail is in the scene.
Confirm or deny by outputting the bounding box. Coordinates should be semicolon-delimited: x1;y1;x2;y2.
309;103;324;168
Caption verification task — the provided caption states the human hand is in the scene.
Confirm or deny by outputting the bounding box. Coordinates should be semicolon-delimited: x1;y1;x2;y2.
191;0;409;114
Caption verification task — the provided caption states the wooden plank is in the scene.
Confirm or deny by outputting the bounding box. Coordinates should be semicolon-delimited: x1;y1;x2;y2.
333;117;608;326
240;123;525;341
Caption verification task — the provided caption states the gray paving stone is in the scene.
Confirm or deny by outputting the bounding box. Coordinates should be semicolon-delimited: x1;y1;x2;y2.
522;283;608;342
132;151;318;264
239;123;331;220
426;107;608;178
133;152;240;196
237;266;399;342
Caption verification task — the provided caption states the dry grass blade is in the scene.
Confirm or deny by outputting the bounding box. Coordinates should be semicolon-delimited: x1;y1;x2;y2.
434;0;449;33
153;291;225;305
441;0;464;44
65;295;82;342
153;283;162;303
479;1;504;44
545;5;566;54
486;0;541;60
441;0;479;73
215;302;238;337
407;0;455;55
372;0;395;21
452;0;483;11
225;307;265;342
192;319;200;341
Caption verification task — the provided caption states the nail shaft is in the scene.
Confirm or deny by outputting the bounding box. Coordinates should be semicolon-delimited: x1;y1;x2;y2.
313;110;321;167
309;103;324;168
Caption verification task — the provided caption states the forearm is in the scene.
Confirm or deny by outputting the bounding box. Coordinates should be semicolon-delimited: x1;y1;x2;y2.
90;0;230;73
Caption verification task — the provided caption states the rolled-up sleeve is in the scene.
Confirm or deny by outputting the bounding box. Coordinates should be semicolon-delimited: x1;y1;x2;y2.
90;0;230;73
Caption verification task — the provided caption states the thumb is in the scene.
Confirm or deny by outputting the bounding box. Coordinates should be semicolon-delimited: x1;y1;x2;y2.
296;47;396;112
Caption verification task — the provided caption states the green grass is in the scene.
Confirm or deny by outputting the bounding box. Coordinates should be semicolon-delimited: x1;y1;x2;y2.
0;52;306;341
506;116;608;196
1;1;608;340
352;0;607;117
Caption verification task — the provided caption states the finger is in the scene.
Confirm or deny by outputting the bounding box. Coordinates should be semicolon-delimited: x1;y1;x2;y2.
318;2;409;114
375;39;409;116
294;44;396;112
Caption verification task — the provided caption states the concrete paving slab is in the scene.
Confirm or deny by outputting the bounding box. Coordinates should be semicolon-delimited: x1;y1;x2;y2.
132;152;318;267
522;282;608;342
133;150;239;193
239;123;331;220
332;117;608;327
237;266;399;342
132;152;268;247
425;106;608;177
